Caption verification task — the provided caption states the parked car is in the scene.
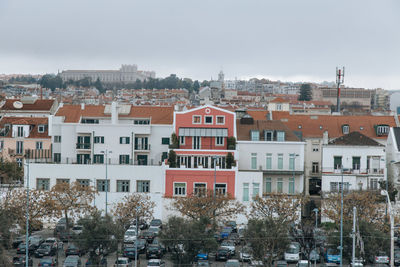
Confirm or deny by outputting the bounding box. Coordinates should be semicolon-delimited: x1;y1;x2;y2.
131;238;147;254
275;260;288;267
216;247;231;261
150;219;162;229
29;235;44;251
375;251;390;264
148;226;160;236
395;251;400;266
12;235;26;249
114;257;133;267
309;249;320;263
13;255;32;267
220;227;233;240
131;219;148;230
65;244;84;257
221;240;235;255
325;248;341;264
146;244;163;259
239;246;253;262
71;225;83;235
124;229;138;243
38;257;57;267
249;260;263;266
17;243;28;254
140;231;156;243
225;259;240;267
296;260;310;267
147;259;165;267
350;259;364;267
226;221;237;233
151;238;166;253
43;238;59;248
63;255;82;267
284;243;300;263
34;243;57;258
123;246;137;259
196;250;209;261
196;260;210;266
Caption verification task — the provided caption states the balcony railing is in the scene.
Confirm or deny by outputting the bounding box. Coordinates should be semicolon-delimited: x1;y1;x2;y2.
24;149;52;159
76;143;91;149
134;144;151;150
322;167;385;175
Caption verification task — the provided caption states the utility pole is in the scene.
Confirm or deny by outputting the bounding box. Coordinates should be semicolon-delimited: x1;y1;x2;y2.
336;67;345;113
340;166;344;267
352;207;357;267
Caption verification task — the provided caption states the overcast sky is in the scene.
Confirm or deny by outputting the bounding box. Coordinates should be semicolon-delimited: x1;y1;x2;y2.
0;0;399;89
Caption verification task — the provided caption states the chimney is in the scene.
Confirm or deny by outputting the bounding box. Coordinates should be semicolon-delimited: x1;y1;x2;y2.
111;101;118;124
323;130;329;145
80;103;85;110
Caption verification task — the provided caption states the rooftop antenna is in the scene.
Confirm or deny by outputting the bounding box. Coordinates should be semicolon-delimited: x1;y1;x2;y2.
336;67;345;113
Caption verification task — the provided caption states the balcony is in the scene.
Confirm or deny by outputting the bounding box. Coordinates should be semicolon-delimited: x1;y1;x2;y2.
322;167;385;175
24;149;52;159
76;143;91;149
134;144;151;151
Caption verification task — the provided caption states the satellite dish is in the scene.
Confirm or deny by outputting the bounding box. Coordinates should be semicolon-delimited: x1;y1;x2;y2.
13;101;23;109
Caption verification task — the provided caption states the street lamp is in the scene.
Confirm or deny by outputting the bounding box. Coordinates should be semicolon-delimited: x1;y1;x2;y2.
24;157;30;267
381;189;394;267
100;150;112;216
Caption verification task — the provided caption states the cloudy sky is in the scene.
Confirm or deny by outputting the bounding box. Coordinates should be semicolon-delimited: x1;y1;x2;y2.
0;0;399;89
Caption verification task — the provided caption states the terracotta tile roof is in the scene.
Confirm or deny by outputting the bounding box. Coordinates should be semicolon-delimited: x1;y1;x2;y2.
56;104;173;124
1;99;55;111
246;110;269;120
328;131;383;146
0;117;49;139
270;97;288;103
237;119;300;141
272;112;396;139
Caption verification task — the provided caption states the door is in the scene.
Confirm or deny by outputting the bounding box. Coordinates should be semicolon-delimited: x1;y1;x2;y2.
193;136;201;149
137;155;148;165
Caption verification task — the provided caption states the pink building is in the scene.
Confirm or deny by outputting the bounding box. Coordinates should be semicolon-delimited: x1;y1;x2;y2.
165;105;237;197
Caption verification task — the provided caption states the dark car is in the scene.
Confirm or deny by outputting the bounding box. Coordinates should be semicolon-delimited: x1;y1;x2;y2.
146;244;163;259
38;257;57;266
123;246;137;259
13;236;26;249
35;243;56;258
275;260;288;267
216;248;231;261
150;219;162;228
28;236;44;251
152;238;166;254
13;255;33;267
65;244;84;257
131;219;148;230
140;231;156;243
17;243;28;255
135;238;147;253
395;251;400;266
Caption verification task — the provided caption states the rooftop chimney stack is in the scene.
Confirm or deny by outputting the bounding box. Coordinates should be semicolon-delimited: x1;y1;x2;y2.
111;101;118;124
336;67;345;113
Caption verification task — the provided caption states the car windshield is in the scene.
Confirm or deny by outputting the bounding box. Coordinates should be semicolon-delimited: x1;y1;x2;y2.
286;247;298;254
64;257;78;263
151;220;161;225
222;241;233;246
136;239;146;245
40;259;53;263
377;252;388;256
147;261;161;266
73;226;82;230
148;245;160;251
126;230;136;236
39;244;51;249
328;249;339;255
116;259;128;264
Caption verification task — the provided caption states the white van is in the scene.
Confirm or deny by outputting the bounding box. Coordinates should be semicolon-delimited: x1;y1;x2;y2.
284;243;300;263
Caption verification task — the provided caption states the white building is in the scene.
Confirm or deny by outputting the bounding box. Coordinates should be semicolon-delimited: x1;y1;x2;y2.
60;64;155;83
321;131;386;193
386;127;400;187
49;103;174;166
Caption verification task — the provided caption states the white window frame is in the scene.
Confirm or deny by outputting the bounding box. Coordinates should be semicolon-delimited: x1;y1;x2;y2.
251;130;259;141
54;136;61;143
180;136;185;145
17;126;24;137
117;180;130;193
36;141;43;150
192;115;201;124
216;116;225;125
173;182;187;196
204;115;213;124
38;125;45;133
193;182;207;196
215;183;227;196
277;131;285;142
216;136;224;146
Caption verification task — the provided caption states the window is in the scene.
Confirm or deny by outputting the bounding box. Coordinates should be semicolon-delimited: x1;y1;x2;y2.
36;141;43;150
352;157;360;170
265;178;272;193
119;155;130;164
216;137;224;146
16;141;23;154
342;125;349;134
277;154;283;169
94;136;104;144
17;126;24;137
312;162;319;173
289;154;295;170
16;158;22;167
205;116;213;124
56;179;70;184
277;178;283;193
312;145;319;152
161;137;170;145
277;131;285;141
137;180;150;193
334;156;342;169
54;136;61;143
54;153;61;163
216;116;225;125
194;183;207;196
289;177;295;194
134;119;150;125
251;153;257;170
38;125;45;133
252;183;260;198
37;178;50;190
161;152;168;162
276;104;282;111
0;140;3;151
243;183;249;201
77;136;90;149
215;184;226;195
266;153;272;169
330;182;338;192
93;154;104;164
135;137;149;150
117;180;130;192
370;178;379;190
193;115;201;124
250;130;259;141
376;125;389;136
264;131;273;141
77;179;90;187
81;118;99;124
97;180;109;192
180;136;185;145
331;182;350;192
120;137;130;144
174;183;186;196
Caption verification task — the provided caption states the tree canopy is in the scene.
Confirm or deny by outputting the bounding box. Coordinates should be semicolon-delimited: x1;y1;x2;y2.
298;83;312;101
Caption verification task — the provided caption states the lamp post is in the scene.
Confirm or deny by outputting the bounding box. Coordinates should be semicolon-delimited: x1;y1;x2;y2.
340;165;344;267
381;189;394;267
24;157;30;267
101;150;112;216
